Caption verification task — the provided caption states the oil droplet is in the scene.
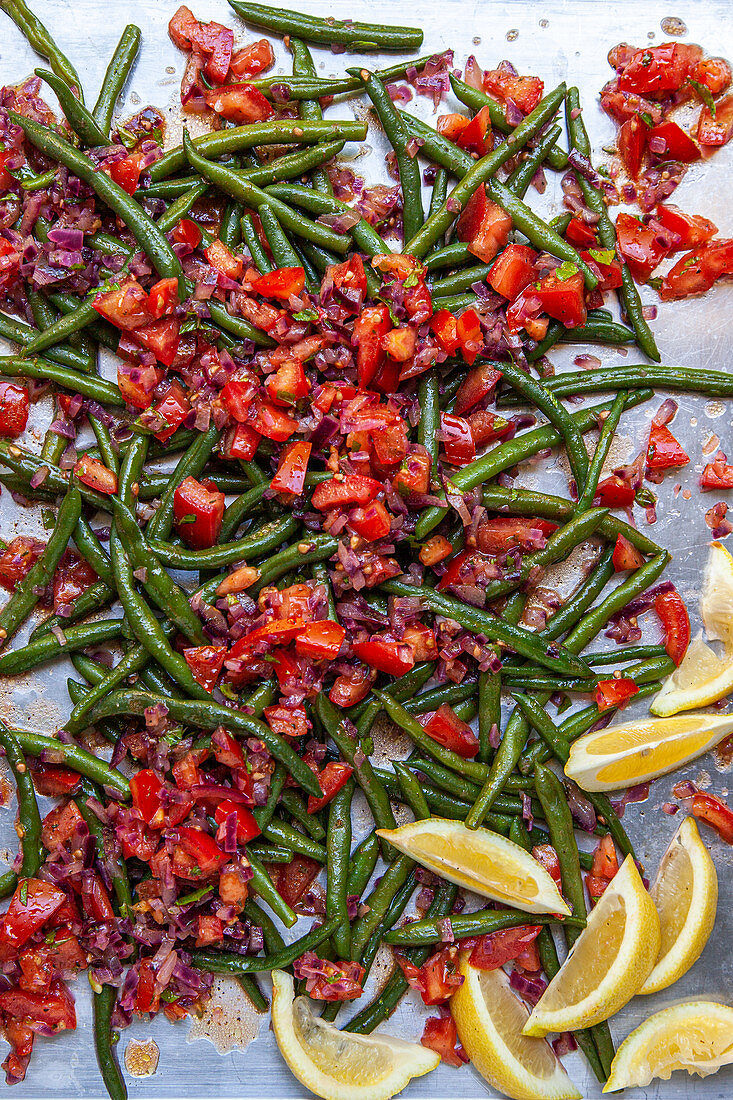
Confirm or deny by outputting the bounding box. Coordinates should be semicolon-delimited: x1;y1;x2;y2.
473;36;481;45
647;31;655;39
506;28;519;41
539;19;549;28
124;1039;159;1078
661;16;688;36
165;66;176;75
187;977;263;1054
705;400;725;419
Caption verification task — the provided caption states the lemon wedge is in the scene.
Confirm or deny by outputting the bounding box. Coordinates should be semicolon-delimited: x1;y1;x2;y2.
564;711;733;790
638;816;718;995
270;970;439;1100
651;634;733;716
523;855;660;1037
376;818;570;915
604;1001;733;1092
701;540;733;651
451;955;581;1100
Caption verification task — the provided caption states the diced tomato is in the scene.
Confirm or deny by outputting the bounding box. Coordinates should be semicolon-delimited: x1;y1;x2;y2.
229;39;275;79
468;925;542;970
352;637;414;677
205;239;243;280
382;326;416;363
565;217;598;247
477;516;557;553
692;56;732;96
265;359;311;407
660;239;733;300
171;827;228;880
437;113;470;142
688;791;733;843
255;266;306;300
701;451;733;490
0;536;44;593
618;43;696;96
483;68;544;114
183;644;227;692
534;269;587;328
647;423;689;471
505;290;548;341
421;1015;467;1068
422;704;479;758
328;254;367;312
612;533;646;571
214;800;261;844
81;872;114;922
618;115;647;178
74;453;117;495
41;802;84;851
168;6;234;83
616;211;670;281
394;451;431;496
430;308;460;355
270;440;311;497
354;304;391;390
151;380;190;442
222;422;261;461
456;185;512;264
349;501;392;540
220;377;256;422
109;152;143;195
532;843;562;889
0;382;29;438
468;409;512;448
594;474;636;508
329;664;375;708
655;587;690;666
580;248;623;291
195;914;224;947
173;217;202;249
133;957;159;1014
295;620;345;660
117;362;164;410
93;279;152;330
456;104;493;156
370;413;409;468
0;881;65;950
133;316;181;367
419;947;464;1005
130;769;164;827
237;295;284;333
52;550;97;611
30;763;80;799
697;94;733;147
263;703;309;739
0;979;76;1034
307;762;354;814
173;475;225;548
655;204;717;250
311;474;382;512
595;678;639;711
585;834;619;905
648;119;700;162
440;412;475;466
419;535;454;567
251;399;298;442
488;243;536;300
302;959;365;1002
204;82;273;123
266;854;321;908
403;622;438;661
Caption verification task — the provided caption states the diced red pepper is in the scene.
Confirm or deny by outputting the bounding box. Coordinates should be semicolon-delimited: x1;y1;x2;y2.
74;454;117;496
307;762;354;814
594;678;639;711
655;588;690;666
203;83;273;123
612;533;646;571
647;423;689;471
183;644;227;692
254;266;306;300
173;475;225;548
456;185;512;264
352;637;415;676
270;440;311;497
422;704;479;758
0;382;29;438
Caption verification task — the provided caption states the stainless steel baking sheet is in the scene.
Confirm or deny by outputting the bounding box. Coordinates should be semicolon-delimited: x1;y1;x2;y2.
1;0;732;1096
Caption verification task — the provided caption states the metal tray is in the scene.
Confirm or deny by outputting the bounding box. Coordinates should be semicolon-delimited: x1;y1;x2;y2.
1;0;732;1096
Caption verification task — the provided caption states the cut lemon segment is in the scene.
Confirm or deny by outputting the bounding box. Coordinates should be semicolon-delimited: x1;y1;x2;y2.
638;816;718;995
701;540;733;652
603;1001;733;1092
270;970;439;1100
376;818;570;915
564;711;733;791
523;855;660;1037
650;634;733;716
451;955;581;1100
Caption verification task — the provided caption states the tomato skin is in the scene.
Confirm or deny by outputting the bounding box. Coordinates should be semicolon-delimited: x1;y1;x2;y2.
616;212;670;281
302;959;365;1002
173;475;225;548
254;266;306;300
439;412;476;467
270;440;311;496
422;704;479;758
476;516;557;553
618;43;695;95
295;620;345;660
655;588;690;665
594;678;639;711
468;925;542;970
0;382;29;438
612;533;646;571
109;152;143;195
697;94;733;147
263;703;309;739
535;269;587;327
420;1015;466;1067
354;304;391;390
618;115;647;177
430;308;460;355
130;769;164;826
251;399;298;443
0;979;76;1034
352;637;415;676
214;799;261;844
230;39;275;79
328;254;367;312
133;316;181;367
580;249;623;291
205;239;243;280
204;82;273;122
655;204;717;250
483;69;544;114
701;452;733;490
565;217;598;247
349;501;392;541
648;120;700;162
74;454;118;495
586;834;619;905
403;622;438;661
437;112;470;142
647;423;689;471
0;880;66;949
455;104;493;156
457;185;512;264
31;763;81;799
266;359;311;407
183;644;227;692
311;474;382;512
306;762;354;813
169;6;234;83
532;843;562;889
488;243;536;300
689;791;733;843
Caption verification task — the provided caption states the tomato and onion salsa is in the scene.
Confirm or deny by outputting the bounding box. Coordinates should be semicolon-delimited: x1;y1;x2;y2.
0;2;729;1095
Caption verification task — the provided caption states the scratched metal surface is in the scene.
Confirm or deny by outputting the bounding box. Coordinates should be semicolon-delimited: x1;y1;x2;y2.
0;0;732;1096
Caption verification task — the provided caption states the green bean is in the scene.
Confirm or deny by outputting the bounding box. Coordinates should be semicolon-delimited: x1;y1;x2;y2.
589;645;668;666
506;124;563;199
192;914;339;975
526;318;636;361
260;817;326;863
350;852;413;961
265;182;391;259
246;843;292;865
563;552;669;654
279;789;325;841
428;165;448;222
93;24;140;136
417;370;440;481
540;363;733;399
93;985;126;1100
465;707;530;829
478;667;500;764
394;762;430;820
403;83;567;258
359;871;417;977
356;68;423;242
254;534;338;593
327;777;354;958
449;74;568;170
7;728;129;797
242;213;273;275
246;847;297;928
35;69;108;147
0;486;81;645
429;263;494;298
65;644;149;735
88;690;323;799
314;693;397;835
415;390;651;538
346;833;380;898
289;38;332;196
0;355;125;405
220;199;244;251
424;240;473;272
227;1;423;51
385;908;581;948
9;113;184;303
377;587;593;680
145;425;220;542
565;87;659;363
258;203;304;270
0;311;95;372
0;723;42;878
1;0;83;98
576;391;627;513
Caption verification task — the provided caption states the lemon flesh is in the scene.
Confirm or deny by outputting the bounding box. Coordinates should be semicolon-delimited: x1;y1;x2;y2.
270;971;439;1100
639;816;717;995
523;855;660;1036
377;818;570;915
651;635;733;716
701;541;733;651
604;1001;733;1091
452;958;580;1100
